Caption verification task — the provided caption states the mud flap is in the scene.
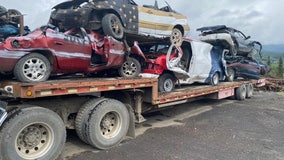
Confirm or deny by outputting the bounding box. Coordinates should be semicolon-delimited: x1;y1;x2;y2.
0;101;8;127
126;104;136;138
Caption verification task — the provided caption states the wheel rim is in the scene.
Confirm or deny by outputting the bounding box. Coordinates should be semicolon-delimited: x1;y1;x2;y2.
110;16;122;37
22;57;47;81
212;73;219;85
228;69;234;81
170;28;183;47
100;112;121;139
163;78;174;92
16;123;54;159
121;61;137;77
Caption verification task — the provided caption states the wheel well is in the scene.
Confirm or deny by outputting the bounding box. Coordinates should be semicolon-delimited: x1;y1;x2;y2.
31;50;54;65
174;25;184;36
129;54;146;69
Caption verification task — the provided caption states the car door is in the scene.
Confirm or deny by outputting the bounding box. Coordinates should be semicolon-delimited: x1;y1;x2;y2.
46;28;92;72
137;5;158;36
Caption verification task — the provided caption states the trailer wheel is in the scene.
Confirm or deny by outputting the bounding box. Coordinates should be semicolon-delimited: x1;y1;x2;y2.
245;83;254;98
75;98;107;144
235;84;246;101
85;99;129;149
158;73;175;92
0;107;66;160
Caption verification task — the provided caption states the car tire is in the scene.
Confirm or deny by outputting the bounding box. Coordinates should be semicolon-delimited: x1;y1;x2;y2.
230;43;238;56
170;28;183;47
226;68;235;82
75;98;107;144
158;73;175;92
102;13;124;40
210;72;219;85
14;53;51;82
245;83;254;98
85;99;130;150
235;84;246;101
0;106;66;160
118;57;141;78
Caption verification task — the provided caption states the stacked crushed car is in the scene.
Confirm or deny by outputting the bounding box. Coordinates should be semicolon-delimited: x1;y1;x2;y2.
0;0;268;92
0;5;30;41
197;25;269;81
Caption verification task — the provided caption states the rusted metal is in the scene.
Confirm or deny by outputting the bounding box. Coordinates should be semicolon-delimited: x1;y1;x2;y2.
0;78;157;98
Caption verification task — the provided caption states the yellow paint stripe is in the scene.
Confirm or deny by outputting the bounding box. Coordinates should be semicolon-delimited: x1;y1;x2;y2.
90;87;98;92
68;89;78;93
40;91;52;96
139;20;189;31
125;85;132;88
108;86;115;89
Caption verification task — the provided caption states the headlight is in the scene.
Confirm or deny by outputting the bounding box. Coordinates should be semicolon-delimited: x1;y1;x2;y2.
11;40;20;48
11;39;31;48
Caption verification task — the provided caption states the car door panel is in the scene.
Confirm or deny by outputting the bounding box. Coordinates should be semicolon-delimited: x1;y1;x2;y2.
46;30;92;72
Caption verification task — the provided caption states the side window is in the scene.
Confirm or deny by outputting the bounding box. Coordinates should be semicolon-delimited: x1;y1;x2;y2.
129;0;137;5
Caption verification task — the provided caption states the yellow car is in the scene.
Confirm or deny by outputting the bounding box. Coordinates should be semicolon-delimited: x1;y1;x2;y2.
50;0;189;45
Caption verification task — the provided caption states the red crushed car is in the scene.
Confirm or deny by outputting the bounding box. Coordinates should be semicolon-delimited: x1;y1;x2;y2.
0;25;143;82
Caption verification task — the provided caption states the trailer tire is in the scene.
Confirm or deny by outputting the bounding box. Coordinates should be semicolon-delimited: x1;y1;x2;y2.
158;73;175;92
235;84;246;101
245;83;254;98
85;99;129;149
0;107;66;160
75;98;107;144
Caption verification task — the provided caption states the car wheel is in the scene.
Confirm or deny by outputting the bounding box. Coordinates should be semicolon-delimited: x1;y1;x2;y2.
85;99;130;149
230;43;238;56
0;107;66;160
170;28;183;47
102;13;124;40
158;73;175;92
118;57;141;78
13;53;51;82
210;72;219;85
226;68;235;82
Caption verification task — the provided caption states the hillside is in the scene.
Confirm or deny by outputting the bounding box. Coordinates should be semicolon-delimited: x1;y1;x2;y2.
262;44;284;58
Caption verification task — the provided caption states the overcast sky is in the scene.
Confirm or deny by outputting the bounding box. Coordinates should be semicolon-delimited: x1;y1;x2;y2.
1;0;284;45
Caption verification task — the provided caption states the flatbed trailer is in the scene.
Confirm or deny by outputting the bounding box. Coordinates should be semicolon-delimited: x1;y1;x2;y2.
0;77;265;160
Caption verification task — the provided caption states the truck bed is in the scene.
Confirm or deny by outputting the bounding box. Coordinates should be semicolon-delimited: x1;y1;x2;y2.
0;77;265;105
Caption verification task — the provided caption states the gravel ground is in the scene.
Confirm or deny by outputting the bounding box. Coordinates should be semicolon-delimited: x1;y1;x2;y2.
62;91;284;160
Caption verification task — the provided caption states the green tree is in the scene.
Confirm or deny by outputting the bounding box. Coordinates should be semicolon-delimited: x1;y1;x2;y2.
277;57;284;78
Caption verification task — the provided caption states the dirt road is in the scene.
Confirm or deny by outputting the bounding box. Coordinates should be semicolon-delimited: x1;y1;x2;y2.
60;91;284;160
